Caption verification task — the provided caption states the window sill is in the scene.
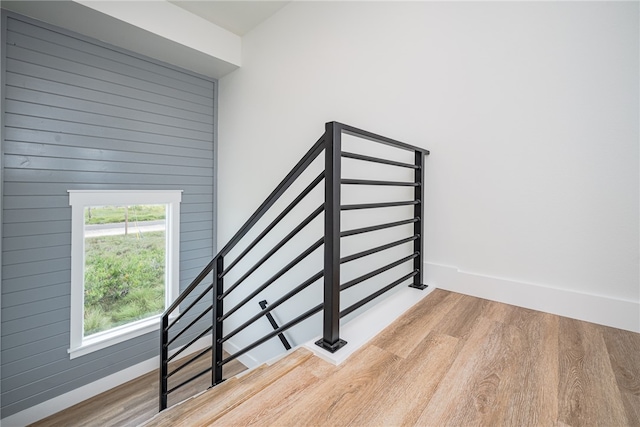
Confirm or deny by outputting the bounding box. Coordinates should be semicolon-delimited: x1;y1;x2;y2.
68;316;160;359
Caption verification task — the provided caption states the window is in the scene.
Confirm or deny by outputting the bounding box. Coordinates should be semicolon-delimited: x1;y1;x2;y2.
68;190;181;358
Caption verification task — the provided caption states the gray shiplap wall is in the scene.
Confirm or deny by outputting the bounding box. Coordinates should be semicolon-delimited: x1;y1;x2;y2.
1;13;216;418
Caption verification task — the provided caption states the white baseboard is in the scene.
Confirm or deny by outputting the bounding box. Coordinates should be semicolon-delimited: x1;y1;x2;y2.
2;356;163;427
1;336;213;427
426;262;640;333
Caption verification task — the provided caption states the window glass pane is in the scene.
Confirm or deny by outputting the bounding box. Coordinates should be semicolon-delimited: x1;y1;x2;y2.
83;204;166;337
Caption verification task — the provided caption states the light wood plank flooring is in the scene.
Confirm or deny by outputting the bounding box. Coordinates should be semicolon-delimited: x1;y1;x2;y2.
35;290;640;426
147;289;640;426
29;351;246;427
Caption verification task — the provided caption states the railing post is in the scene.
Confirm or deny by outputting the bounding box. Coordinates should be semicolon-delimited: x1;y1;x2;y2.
410;150;427;290
212;255;224;385
159;315;169;411
316;122;347;352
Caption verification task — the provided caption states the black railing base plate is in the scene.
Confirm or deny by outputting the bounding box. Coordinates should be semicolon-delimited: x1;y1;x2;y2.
409;283;428;290
315;338;348;353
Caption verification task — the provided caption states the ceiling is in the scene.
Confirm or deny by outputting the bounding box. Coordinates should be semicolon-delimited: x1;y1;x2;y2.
168;1;290;36
0;0;291;78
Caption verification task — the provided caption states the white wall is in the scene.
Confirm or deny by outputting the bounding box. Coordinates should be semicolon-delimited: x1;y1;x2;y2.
218;2;639;332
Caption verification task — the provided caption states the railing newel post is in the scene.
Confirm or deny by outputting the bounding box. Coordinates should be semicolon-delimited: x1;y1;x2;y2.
410;150;427;290
212;255;224;385
159;315;169;411
316;122;347;353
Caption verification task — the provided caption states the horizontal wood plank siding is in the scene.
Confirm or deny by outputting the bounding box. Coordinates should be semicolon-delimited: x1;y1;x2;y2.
1;13;216;418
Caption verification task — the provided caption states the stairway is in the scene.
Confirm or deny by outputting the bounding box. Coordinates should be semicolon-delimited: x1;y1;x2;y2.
159;122;430;410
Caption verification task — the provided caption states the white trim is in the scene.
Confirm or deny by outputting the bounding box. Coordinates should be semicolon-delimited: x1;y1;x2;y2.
425;262;640;333
1;336;211;426
67;190;182;359
69;316;161;359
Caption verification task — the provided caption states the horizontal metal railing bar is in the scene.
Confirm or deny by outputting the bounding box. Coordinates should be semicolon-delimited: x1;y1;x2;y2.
341;179;419;187
218;136;326;259
221;204;324;299
166;283;213;331
335;122;430;154
221;270;324;343
162;135;324;330
340;270;419;318
221;238;324;322
167;304;213;347
163;259;214;319
167;325;212;363
341;217;418;238
220;303;324;366
340;252;419;292
341;200;419;211
341;151;419;169
166;366;212;395
220;171;325;279
167;345;212;378
340;235;418;264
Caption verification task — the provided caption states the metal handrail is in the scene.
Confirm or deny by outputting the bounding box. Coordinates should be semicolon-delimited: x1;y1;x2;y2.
341;151;420;169
219;172;325;279
159;122;429;411
220;238;324;322
218;136;326;259
221;205;324;299
339;122;430;154
220;270;323;343
162;137;325;318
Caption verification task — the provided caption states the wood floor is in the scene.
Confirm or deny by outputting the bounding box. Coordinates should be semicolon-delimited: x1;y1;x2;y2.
29;351;246;427
34;289;640;426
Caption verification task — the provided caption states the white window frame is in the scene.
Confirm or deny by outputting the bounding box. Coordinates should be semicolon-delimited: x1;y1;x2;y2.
68;190;182;359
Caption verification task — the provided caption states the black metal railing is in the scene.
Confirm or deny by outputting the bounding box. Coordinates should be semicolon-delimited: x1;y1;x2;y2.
160;122;429;410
